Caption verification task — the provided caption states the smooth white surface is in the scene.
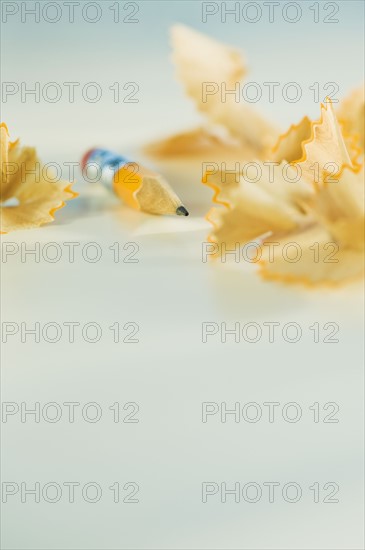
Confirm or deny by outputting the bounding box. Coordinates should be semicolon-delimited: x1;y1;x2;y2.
2;172;364;550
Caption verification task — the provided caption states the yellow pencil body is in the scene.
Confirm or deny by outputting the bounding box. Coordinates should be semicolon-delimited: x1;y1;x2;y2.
82;149;188;216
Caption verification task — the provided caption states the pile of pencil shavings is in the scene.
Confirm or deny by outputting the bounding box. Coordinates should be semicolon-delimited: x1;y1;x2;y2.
147;25;365;287
1;24;364;288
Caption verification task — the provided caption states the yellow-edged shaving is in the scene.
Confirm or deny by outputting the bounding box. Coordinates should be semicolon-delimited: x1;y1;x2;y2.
203;101;364;286
0;124;77;233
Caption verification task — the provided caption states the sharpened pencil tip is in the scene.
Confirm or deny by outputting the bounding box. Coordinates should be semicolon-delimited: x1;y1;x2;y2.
176;206;189;217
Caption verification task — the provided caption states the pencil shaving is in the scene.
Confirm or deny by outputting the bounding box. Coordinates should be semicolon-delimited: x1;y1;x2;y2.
145;127;259;162
204;102;364;286
171;24;245;102
0;124;77;233
337;85;365;151
260;226;364;286
205;160;311;250
271;116;312;163
295;100;352;186
147;25;278;161
173;25;278;152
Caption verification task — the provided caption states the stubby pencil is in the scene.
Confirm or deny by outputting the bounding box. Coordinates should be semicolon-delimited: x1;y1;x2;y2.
82;148;189;216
